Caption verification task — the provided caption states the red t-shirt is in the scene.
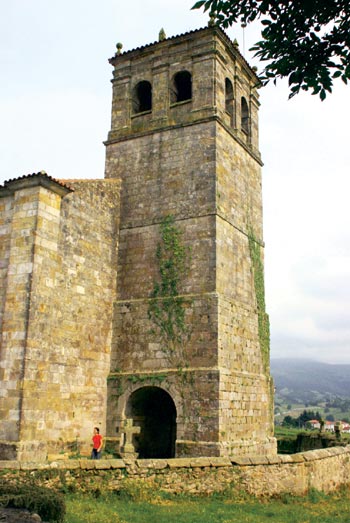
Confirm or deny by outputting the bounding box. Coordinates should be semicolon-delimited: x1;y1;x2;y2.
92;434;102;449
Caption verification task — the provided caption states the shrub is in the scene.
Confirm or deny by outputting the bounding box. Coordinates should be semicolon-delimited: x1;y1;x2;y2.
0;482;66;522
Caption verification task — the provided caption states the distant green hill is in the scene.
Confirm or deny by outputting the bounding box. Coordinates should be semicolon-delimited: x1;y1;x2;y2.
271;359;350;401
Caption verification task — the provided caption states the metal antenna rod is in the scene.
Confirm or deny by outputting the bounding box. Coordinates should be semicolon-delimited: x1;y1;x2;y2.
241;22;247;55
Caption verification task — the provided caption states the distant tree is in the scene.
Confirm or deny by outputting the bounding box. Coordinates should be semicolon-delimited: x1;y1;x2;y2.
287;404;292;410
298;410;322;426
326;414;335;421
282;415;298;428
192;0;350;99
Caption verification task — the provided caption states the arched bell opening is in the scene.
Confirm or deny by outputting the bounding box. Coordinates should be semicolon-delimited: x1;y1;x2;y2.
132;80;152;114
125;386;177;459
170;70;192;103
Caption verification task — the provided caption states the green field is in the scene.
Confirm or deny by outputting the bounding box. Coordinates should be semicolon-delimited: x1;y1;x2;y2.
274;396;350;426
65;487;350;523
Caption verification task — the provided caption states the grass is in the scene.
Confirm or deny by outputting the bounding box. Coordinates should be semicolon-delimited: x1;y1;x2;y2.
64;487;350;523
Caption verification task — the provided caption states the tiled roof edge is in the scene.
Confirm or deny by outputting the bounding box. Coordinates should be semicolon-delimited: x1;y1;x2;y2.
109;25;259;81
1;171;74;196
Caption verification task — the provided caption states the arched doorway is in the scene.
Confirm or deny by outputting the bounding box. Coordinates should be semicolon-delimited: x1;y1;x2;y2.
125;387;176;459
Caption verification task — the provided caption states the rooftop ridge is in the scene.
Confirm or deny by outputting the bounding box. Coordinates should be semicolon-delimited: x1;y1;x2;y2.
109;25;259;81
1;171;74;194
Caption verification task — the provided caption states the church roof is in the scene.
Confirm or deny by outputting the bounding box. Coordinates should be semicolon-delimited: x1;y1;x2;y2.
0;171;73;197
109;25;259;81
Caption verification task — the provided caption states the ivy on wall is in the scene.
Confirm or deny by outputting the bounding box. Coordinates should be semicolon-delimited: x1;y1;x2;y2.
148;215;191;360
248;229;270;372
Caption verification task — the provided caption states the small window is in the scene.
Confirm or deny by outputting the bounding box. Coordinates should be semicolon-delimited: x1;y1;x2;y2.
241;97;249;134
225;78;234;124
132;81;152;114
171;71;192;103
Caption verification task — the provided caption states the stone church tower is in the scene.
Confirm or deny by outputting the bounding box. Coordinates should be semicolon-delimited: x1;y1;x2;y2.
0;26;276;460
105;26;275;458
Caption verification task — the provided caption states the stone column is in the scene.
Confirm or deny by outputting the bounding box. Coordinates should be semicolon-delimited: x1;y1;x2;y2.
0;174;71;460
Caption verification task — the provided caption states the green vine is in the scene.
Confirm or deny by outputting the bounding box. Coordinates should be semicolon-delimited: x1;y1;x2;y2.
248;229;270;372
148;215;191;358
127;374;167;386
107;375;124;398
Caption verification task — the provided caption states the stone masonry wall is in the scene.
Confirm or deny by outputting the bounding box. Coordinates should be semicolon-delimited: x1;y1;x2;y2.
104;25;274;457
0;192;12;337
105;120;223;453
0;177;121;460
0;182;65;452
1;447;350;497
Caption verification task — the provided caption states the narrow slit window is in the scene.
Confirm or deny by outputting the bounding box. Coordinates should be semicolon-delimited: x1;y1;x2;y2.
225;78;234;124
133;81;152;114
241;97;249;134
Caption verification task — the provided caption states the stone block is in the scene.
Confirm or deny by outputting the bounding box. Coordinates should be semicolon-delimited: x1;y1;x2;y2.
95;459;111;470
150;459;168;469
0;460;20;469
79;459;96;470
190;457;211;468
289;454;305;463
59;460;80;470
277;454;294;463
20;462;49;470
109;459;126;469
267;455;282;465
249;455;269;465
231;456;252;466
209;457;232;467
167;458;192;468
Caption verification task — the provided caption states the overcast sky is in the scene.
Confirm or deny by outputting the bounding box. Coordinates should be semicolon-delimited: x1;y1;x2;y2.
1;1;350;364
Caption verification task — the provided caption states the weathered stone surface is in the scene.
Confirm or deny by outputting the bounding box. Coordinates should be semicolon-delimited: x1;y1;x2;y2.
209;456;232;467
190;457;211;468
167;458;192;468
109;459;126;469
1;447;350;497
104;26;275;458
0;27;275;461
79;459;96;470
231;456;253;466
0;460;20;469
289;454;305;463
249;455;270;465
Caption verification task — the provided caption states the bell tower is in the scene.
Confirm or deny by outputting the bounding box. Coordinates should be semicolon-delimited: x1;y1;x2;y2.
105;26;276;458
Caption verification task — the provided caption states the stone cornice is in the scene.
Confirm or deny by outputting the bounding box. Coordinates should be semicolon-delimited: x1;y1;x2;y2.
104;114;263;166
0;172;73;198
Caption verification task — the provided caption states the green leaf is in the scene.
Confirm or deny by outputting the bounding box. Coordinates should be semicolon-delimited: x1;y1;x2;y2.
191;0;206;9
332;70;342;79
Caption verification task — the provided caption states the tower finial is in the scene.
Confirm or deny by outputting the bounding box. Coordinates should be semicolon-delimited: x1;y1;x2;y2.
208;12;216;27
116;42;123;55
159;28;166;41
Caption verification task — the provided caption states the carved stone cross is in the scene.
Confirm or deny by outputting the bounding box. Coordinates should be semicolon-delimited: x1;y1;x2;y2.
120;418;141;455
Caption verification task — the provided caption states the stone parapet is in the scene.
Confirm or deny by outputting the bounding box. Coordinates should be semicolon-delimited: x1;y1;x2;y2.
1;447;350;497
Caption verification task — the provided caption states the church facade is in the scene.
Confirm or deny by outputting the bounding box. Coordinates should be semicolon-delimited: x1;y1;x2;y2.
0;26;276;461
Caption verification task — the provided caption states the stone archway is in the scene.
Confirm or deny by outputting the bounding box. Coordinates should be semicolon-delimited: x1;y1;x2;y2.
125;386;177;459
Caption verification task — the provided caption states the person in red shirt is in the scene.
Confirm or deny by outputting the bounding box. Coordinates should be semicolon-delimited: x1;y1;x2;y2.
91;427;103;459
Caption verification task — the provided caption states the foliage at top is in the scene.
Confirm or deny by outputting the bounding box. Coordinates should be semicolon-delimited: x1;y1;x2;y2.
192;0;350;99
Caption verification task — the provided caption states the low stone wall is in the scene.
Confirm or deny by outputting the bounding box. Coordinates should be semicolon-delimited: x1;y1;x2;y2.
1;446;350;497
